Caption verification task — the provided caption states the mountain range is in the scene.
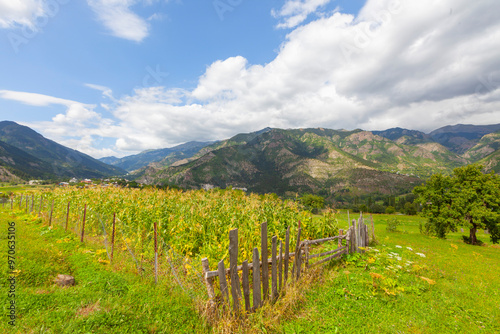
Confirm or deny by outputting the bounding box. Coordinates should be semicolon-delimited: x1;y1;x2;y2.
1;120;498;199
114;124;499;198
0;121;125;181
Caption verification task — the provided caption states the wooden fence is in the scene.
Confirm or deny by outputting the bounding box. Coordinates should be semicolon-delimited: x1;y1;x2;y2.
201;214;370;313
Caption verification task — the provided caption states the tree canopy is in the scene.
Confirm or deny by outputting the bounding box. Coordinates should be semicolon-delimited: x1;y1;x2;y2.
413;164;500;245
300;194;325;213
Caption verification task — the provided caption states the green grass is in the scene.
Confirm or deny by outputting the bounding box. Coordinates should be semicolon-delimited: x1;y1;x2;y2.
1;208;499;333
283;211;500;333
0;184;53;194
0;210;209;334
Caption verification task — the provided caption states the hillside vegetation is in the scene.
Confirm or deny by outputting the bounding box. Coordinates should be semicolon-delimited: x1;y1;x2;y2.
136;127;472;197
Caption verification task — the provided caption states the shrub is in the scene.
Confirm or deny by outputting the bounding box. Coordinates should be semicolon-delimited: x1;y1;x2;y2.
404;202;417;215
385;206;396;214
386;218;400;232
300;194;325;214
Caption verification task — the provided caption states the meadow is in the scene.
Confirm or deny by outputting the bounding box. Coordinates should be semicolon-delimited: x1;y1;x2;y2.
0;188;499;333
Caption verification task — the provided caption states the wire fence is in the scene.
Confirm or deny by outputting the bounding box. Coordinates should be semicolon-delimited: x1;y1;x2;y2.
3;192;208;301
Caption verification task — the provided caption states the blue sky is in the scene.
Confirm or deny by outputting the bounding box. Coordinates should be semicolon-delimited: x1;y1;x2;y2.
0;0;499;158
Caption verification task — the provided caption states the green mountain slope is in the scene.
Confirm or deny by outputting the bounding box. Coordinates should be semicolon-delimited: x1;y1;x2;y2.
429;123;500;154
463;131;500;173
0;140;54;180
0;121;125;179
99;141;214;172
135;126;500;197
137;128;429;196
462;131;500;162
372;127;432;146
477;150;500;174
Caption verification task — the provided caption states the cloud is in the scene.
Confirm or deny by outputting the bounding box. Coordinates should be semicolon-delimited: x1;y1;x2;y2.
272;0;334;29
85;83;114;100
0;90;90;107
4;0;500;158
87;0;149;42
0;0;46;29
0;89;121;158
109;0;500;150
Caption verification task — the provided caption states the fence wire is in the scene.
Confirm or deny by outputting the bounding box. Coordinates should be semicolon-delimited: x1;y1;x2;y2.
4;193;209;302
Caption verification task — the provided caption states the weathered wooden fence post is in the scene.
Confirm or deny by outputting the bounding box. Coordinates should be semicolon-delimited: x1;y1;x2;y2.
261;222;269;301
201;258;216;307
229;228;241;312
49;199;54;226
110;213;116;262
278;240;283;292
80;204;87;242
284;226;290;285
65;201;70;231
218;260;229;307
271;236;278;302
292;221;302;280
351;220;357;253
241;260;250;312
356;213;362;252
252;247;261;309
304;241;310;269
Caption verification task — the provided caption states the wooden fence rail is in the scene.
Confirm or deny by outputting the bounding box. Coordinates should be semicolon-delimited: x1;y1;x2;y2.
201;217;371;314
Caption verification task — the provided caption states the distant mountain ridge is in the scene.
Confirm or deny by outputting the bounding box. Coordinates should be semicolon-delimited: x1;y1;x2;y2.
99;141;215;172
2;120;499;196
0;121;125;180
428;123;500;154
128;124;499;198
100;128;275;172
0;140;52;179
372;128;432;146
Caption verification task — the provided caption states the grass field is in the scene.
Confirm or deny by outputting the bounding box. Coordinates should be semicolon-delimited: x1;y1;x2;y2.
283;212;500;333
0;210;209;334
0;184;53;194
1;207;499;333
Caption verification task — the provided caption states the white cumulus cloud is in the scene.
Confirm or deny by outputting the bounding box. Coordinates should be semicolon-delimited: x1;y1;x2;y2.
0;0;46;29
272;0;334;29
87;0;149;42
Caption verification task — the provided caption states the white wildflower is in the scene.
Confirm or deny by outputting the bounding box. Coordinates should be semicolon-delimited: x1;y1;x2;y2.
396;245;402;248
406;247;413;251
416;253;426;258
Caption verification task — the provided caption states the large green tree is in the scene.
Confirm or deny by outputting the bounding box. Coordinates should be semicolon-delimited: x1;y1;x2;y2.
413;165;500;245
300;194;325;214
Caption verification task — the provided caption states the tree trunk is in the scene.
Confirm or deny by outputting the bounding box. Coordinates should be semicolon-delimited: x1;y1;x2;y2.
469;224;478;245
